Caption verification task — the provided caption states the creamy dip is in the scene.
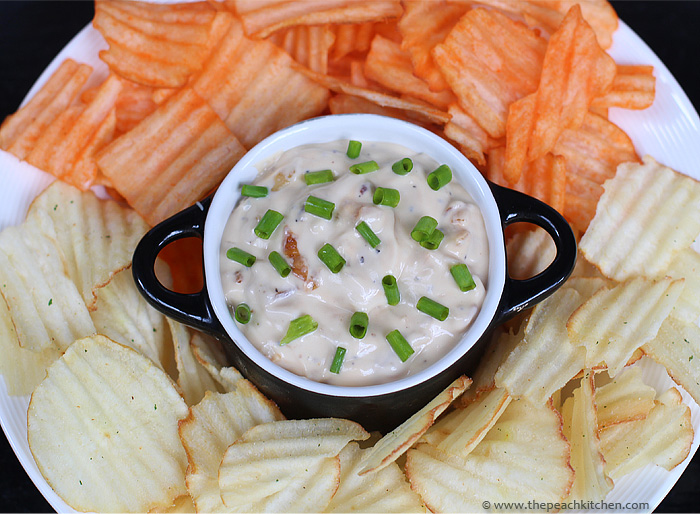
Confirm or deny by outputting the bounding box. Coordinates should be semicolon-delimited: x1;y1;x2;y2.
220;140;488;386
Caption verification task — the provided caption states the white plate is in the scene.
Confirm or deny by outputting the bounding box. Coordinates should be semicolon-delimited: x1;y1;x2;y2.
1;21;699;514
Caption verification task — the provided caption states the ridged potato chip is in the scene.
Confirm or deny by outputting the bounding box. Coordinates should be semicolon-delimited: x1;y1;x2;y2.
592;64;655;110
595;366;656;430
27;335;189;512
663;248;700;325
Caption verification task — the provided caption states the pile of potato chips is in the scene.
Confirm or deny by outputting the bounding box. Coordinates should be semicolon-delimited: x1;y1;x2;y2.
0;0;699;512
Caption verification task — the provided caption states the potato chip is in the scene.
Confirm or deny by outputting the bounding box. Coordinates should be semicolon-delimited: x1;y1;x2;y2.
329;21;375;61
506;226;556;280
643;315;700;406
149;495;196;513
662;248;700;325
189;331;245;393
325;442;425;512
443;103;500;167
114;77;159;133
179;387;285;513
158;237;204;294
27;335;189;512
270;24;336;74
356;375;471;475
592;64;655;110
595;365;656;430
599;388;694;481
406;399;574;512
579;156;700;281
218;418;368;511
567;276;684;377
561;371;613;501
97;88;246;226
228;0;403;39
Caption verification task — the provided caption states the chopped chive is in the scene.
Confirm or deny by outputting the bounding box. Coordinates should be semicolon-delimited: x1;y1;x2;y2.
411;216;438;242
392;157;413;175
386;329;414;362
281;314;318;345
450;263;476;292
269;251;291;277
254;209;284;239
382;274;400;305
234;303;252;324
241;184;268;198
318;243;346;273
349;160;379;175
330;346;347;374
373;187;400;207
305;169;334;185
347;140;362;159
416;296;449;321
349;311;369;339
427;164;452;190
355;221;381;248
305;195;335;220
420;228;444;250
226;247;256;267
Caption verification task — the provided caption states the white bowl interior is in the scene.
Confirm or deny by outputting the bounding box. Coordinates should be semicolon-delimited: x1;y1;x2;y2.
204;114;506;397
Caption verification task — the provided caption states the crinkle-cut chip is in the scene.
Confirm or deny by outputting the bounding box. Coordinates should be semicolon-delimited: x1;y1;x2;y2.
595;366;656;430
364;35;455;110
149;494;196;513
592;64;655;110
421;388;511;460
227;0;403;39
495;287;587;405
443;103;500;167
325;442;425;513
93;0;219;88
506;226;556;280
180;389;285;513
27;335;189;512
356;375;470;475
570;251;607;280
91;265;175;375
168;319;220;406
398;0;469;92
218;418;368;511
329;21;375;60
580;156;700;281
269;24;336;74
192;17;330;148
643;316;700;406
0;296;61;396
599;388;694;481
433;8;546;138
114;77;159;133
0;220;95;352
26;181;149;309
158;237;204;294
406;399;574;512
96;88;246;226
567;276;685;378
561;372;613;502
663;248;700;325
190;331;244;393
564;276;608;299
0;59;92;159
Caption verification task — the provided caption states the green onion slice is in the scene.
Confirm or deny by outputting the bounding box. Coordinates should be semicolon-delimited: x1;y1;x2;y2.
330;346;347;374
318;243;346;273
254;209;284;239
226;247;256;267
392;157;413;175
450;263;476;292
386;329;414;362
373;187;400;207
280;314;318;345
355;221;381;248
234;303;251;324
427;164;452;190
349;160;379;175
349;311;369;339
241;184;268;198
269;251;291;277
411;216;438;242
305;195;335;220
416;296;449;321
305;169;334;185
347;140;362;159
382;274;400;306
420;228;444;250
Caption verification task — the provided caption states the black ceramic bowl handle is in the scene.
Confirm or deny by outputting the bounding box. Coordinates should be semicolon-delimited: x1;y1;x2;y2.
490;182;577;326
132;196;224;336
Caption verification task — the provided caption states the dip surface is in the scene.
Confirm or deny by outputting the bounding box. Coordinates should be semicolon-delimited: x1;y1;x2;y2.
220;140;488;386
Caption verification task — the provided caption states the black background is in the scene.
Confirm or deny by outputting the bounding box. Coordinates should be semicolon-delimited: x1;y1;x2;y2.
0;2;698;512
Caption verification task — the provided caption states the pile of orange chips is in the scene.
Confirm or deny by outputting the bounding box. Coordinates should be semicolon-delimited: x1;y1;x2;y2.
0;0;655;234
